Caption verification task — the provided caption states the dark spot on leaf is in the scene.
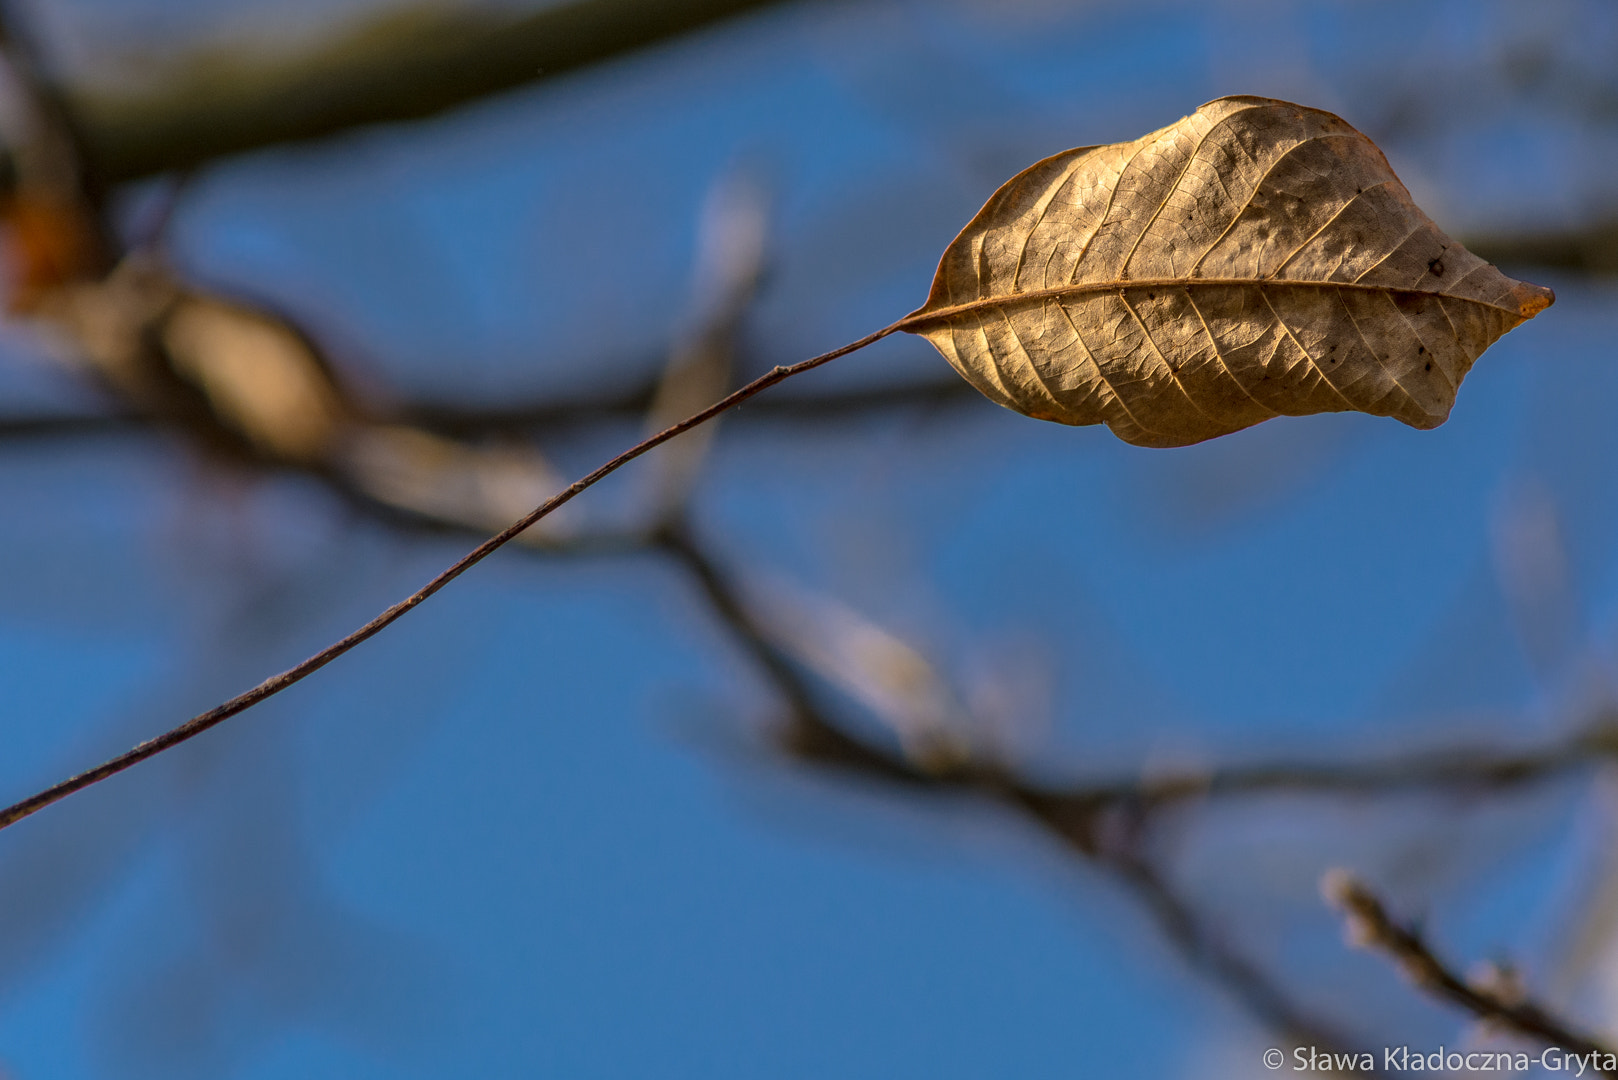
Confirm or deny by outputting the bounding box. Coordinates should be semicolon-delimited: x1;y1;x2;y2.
1418;345;1425;354
1428;257;1444;275
1147;292;1156;300
1424;362;1432;371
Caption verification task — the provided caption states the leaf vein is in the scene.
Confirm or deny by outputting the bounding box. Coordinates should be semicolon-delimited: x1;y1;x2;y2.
1270;178;1395;278
1261;290;1357;410
1052;298;1161;439
1184;288;1279;417
1190;132;1363;275
1119;291;1221;426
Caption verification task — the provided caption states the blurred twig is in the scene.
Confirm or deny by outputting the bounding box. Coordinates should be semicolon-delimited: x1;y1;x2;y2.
0;373;981;448
366;373;978;437
654;519;1366;1058
1467;218;1618;277
1322;870;1615;1065
0;411;135;439
1040;721;1618;811
653;512;1618;1062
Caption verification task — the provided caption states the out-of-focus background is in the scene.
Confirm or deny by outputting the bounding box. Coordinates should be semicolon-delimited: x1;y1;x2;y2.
0;0;1615;1076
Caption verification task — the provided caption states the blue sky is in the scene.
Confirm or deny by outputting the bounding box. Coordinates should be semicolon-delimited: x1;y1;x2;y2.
1;1;1616;1076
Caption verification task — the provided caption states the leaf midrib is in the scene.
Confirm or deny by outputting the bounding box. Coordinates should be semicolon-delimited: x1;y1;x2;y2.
900;278;1518;330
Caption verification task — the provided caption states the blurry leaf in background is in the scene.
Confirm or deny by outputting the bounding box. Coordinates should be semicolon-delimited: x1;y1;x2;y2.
0;191;101;309
161;293;347;464
910;96;1555;447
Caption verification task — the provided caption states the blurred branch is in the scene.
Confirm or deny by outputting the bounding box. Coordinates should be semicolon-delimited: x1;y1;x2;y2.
653;520;1364;1057
1322;870;1615;1064
650;519;1618;1059
1467;218;1618;277
0;370;980;450
0;410;135;440
66;0;796;184
1047;721;1618;811
1112;850;1363;1060
401;373;978;438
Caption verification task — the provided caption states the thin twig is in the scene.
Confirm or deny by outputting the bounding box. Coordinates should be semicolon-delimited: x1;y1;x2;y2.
1322;870;1615;1065
0;317;912;832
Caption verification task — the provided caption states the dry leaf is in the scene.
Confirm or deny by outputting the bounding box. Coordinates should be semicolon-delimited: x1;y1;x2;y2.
906;96;1554;448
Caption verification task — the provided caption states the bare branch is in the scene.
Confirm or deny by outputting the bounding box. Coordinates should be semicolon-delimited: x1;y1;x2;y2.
1322;869;1615;1065
654;522;1363;1058
67;0;797;184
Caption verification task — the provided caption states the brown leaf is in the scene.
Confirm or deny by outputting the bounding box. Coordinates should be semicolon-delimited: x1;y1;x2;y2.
905;96;1554;448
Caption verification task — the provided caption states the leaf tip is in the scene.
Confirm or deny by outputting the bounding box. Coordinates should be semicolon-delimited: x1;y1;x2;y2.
1513;280;1555;320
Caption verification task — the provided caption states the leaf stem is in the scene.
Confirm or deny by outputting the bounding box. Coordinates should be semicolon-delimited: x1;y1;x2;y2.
0;318;908;833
